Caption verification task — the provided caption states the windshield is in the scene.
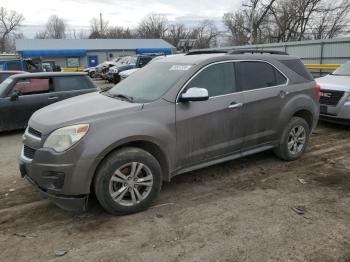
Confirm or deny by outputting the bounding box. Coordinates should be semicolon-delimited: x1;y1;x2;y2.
105;62;192;103
333;61;350;76
0;73;11;84
0;77;13;96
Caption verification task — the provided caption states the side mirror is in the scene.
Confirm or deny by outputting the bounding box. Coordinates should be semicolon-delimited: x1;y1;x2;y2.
180;87;209;102
10;90;21;101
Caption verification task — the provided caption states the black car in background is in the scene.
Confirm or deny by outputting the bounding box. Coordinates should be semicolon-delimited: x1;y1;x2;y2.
107;55;160;84
0;72;97;132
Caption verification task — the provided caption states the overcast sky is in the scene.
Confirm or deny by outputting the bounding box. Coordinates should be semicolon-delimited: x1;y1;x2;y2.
4;0;241;38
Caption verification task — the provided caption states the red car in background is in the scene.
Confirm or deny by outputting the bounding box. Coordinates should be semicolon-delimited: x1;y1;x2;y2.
0;71;26;84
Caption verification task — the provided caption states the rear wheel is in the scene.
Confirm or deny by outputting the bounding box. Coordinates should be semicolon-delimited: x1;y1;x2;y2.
94;147;162;215
274;117;310;161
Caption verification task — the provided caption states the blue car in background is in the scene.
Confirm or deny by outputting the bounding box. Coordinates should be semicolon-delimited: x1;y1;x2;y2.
0;58;43;72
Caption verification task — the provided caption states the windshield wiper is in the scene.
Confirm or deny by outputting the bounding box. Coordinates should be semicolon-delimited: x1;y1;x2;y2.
105;92;134;102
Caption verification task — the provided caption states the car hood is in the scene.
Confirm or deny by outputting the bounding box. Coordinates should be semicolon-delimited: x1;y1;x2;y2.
29;92;143;135
316;75;350;92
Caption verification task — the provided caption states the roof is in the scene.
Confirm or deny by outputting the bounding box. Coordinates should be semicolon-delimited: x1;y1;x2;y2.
11;72;87;78
16;39;175;51
157;53;226;64
157;53;298;65
0;71;26;74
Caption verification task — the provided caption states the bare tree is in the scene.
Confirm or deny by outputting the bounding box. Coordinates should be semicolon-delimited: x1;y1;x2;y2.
89;16;109;38
223;0;276;45
165;24;191;47
0;7;24;52
223;0;350;45
137;14;168;38
192;20;220;49
245;0;277;44
106;26;133;38
35;15;67;39
311;0;350;39
223;12;250;45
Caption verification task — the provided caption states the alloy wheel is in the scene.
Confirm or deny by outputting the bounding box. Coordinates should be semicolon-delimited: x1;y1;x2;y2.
287;125;306;155
109;162;153;206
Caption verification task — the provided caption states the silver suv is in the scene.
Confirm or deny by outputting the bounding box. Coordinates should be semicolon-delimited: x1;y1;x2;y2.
19;50;320;215
317;61;350;124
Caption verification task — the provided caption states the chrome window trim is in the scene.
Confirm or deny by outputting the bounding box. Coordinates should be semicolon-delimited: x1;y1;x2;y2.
176;59;290;103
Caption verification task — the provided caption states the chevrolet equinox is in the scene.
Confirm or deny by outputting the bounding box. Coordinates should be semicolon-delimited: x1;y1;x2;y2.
19;50;320;215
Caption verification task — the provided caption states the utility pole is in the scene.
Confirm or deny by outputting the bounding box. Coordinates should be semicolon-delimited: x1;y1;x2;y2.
100;13;103;35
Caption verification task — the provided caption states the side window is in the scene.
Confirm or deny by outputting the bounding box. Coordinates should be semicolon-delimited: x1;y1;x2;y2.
139;57;152;68
54;76;89;92
12;78;50;95
187;63;236;97
7;61;22;71
239;61;287;91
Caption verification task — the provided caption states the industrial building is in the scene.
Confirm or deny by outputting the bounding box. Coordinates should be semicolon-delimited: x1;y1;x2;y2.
15;39;176;68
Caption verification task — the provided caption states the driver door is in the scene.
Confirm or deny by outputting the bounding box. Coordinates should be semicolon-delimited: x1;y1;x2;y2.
0;77;53;131
175;62;245;170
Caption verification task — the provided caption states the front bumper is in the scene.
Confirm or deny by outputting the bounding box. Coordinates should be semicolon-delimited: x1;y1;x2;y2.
19;160;88;212
320;99;350;125
319;115;350;125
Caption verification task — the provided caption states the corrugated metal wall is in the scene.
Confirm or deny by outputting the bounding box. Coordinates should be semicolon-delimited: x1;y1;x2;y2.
220;37;350;65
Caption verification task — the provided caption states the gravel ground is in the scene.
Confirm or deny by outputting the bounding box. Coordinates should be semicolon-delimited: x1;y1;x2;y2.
0;82;349;261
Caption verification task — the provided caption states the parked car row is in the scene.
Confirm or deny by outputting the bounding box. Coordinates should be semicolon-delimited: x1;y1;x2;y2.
86;54;166;84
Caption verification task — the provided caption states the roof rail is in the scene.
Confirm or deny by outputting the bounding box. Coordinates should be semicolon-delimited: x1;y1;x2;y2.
228;49;289;55
186;50;228;55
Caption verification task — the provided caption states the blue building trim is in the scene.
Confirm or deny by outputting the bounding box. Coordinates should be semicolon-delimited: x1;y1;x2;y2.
20;49;87;58
136;48;172;55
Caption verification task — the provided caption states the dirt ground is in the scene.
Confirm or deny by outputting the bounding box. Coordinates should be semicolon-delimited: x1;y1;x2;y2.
0;102;349;261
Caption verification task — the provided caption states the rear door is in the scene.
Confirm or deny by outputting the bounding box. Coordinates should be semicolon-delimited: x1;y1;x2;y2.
52;75;97;101
0;77;52;130
176;62;245;169
237;61;288;149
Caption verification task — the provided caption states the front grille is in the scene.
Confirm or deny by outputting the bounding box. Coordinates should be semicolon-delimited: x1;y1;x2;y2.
28;127;42;138
320;89;344;106
23;145;36;160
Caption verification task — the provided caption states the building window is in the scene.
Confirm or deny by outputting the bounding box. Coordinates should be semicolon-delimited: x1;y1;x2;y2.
67;57;80;68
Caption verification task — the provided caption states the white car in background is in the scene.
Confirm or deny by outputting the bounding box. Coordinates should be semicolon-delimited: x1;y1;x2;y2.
317;61;350;124
119;54;186;81
119;68;140;80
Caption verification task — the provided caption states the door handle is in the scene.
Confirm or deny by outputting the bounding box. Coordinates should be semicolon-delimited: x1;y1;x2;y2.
228;102;243;109
48;96;59;100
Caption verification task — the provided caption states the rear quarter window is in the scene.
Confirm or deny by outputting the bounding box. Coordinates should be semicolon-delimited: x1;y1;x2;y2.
54;76;92;91
239;61;287;91
279;59;313;81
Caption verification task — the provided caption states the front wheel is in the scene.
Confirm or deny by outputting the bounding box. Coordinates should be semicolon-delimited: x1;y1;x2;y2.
94;147;162;215
274;116;310;161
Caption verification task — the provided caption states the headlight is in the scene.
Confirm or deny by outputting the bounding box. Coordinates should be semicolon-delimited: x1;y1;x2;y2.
44;124;89;152
113;69;119;73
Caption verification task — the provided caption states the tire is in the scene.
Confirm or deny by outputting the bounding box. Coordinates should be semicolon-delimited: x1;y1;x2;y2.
113;75;120;84
89;71;95;78
274;116;310;161
94;147;162;215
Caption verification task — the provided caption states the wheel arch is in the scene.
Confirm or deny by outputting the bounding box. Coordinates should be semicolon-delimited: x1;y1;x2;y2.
90;139;171;193
292;109;314;129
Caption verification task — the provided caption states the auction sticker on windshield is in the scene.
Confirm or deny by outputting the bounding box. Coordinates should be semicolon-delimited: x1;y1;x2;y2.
169;65;192;71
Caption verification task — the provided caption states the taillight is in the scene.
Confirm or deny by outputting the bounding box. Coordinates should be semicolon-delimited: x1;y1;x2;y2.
314;84;321;101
